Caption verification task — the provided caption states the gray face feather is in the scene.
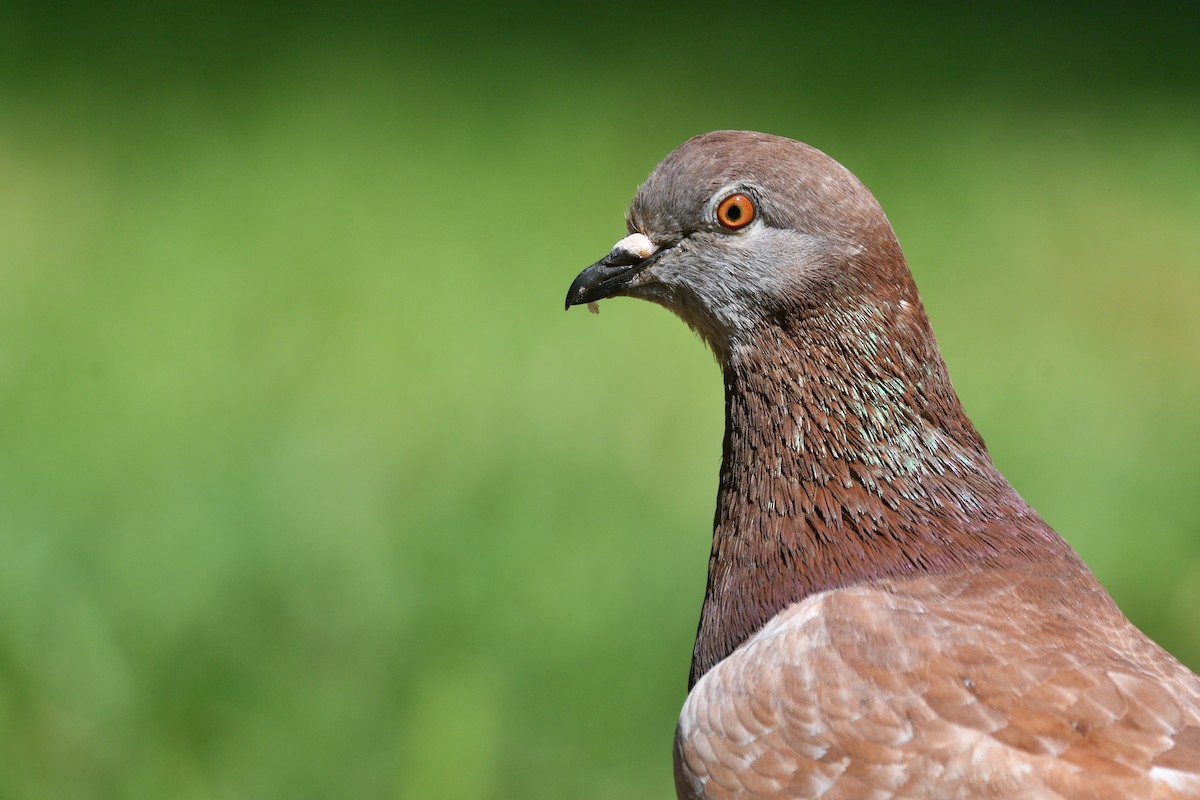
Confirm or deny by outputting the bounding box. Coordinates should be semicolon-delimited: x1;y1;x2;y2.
612;131;896;361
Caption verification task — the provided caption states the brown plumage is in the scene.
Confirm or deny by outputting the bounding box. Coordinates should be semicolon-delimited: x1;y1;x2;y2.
564;130;1200;799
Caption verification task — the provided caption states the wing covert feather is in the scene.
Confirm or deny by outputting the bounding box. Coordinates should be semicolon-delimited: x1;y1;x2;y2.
675;567;1200;799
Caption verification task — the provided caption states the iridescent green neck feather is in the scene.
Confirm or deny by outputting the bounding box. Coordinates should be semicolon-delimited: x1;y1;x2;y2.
689;264;1079;687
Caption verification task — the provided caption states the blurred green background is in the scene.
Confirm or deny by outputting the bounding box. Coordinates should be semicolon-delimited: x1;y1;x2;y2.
2;2;1199;797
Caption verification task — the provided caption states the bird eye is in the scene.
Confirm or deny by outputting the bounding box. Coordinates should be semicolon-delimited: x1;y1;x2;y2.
716;193;755;230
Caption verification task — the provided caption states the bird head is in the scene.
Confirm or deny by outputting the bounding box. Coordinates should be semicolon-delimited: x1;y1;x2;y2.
565;130;918;364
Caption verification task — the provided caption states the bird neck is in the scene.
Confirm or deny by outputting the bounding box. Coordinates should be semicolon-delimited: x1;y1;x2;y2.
688;297;1077;687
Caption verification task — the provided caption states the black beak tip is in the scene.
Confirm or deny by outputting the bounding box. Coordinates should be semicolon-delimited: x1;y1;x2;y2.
564;263;608;311
564;275;588;311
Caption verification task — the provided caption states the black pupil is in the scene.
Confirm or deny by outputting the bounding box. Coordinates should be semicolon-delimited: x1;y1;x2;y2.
726;203;741;221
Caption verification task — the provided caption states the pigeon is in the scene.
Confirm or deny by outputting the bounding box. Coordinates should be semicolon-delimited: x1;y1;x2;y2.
564;131;1200;799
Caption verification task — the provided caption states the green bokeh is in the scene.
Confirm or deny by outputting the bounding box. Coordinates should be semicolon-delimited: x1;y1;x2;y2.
2;3;1198;798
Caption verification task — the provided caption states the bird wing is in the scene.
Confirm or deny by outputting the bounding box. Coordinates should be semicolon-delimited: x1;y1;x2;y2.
674;566;1200;799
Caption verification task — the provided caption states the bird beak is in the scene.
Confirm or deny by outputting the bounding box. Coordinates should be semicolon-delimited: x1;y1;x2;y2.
564;233;660;310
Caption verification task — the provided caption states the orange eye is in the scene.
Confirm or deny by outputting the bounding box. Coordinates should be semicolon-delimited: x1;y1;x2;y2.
716;193;755;230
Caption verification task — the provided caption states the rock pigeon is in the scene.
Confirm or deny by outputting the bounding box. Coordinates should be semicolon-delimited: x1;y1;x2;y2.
564;131;1200;799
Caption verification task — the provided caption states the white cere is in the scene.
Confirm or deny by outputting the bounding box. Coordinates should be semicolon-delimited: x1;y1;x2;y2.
612;232;657;259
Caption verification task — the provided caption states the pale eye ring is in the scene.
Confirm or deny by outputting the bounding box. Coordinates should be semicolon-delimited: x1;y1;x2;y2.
716;193;755;230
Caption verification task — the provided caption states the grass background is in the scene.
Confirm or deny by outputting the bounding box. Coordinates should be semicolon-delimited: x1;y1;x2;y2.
2;2;1198;797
